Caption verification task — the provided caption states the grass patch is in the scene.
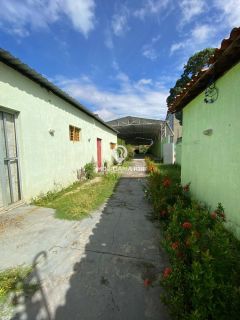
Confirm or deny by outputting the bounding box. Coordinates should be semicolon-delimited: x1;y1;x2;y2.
33;173;119;220
121;160;132;168
0;266;37;303
0;266;38;319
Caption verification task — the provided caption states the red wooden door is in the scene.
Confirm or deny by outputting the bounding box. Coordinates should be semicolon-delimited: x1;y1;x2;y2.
97;138;102;170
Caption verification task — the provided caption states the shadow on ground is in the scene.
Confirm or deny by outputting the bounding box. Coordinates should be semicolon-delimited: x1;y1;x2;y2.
6;252;51;320
10;177;169;320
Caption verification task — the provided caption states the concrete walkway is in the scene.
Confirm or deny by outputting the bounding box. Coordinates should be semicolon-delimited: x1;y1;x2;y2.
0;159;169;320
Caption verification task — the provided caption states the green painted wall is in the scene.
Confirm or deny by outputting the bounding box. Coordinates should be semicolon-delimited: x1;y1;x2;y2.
149;137;172;159
0;62;117;201
148;138;163;159
175;142;182;165
181;61;240;235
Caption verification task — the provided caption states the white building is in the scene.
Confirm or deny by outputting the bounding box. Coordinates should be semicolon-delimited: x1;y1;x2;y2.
0;49;117;211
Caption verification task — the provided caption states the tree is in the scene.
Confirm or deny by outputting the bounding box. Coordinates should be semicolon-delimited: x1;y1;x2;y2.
167;48;216;124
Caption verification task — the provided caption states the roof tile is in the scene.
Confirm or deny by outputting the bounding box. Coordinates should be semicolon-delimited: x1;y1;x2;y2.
169;27;240;113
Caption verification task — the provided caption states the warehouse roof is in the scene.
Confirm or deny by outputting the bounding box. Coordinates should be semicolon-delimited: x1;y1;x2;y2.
0;49;117;133
107;116;173;145
168;27;240;113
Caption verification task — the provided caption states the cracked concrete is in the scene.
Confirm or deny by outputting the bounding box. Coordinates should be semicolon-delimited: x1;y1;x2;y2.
0;159;169;320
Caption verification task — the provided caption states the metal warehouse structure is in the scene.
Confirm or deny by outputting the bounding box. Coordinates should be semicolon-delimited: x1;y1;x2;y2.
107;116;173;145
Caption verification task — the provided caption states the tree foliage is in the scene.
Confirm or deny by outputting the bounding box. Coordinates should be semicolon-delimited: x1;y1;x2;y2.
167;48;216;124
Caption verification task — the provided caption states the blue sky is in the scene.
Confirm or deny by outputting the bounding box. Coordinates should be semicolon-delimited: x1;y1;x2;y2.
0;0;239;120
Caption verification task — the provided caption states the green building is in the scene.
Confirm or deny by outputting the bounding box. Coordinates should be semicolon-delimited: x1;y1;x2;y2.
168;27;240;235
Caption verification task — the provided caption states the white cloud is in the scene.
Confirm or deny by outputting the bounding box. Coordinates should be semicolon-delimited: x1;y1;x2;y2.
170;24;216;55
54;74;168;121
116;72;129;83
152;35;161;43
61;0;95;36
111;5;129;36
0;0;96;37
172;0;239;61
192;24;215;43
179;0;206;25
94;108;116;120
137;78;152;86
142;35;161;60
170;42;186;55
134;0;170;19
214;0;240;27
172;0;238;60
142;47;158;60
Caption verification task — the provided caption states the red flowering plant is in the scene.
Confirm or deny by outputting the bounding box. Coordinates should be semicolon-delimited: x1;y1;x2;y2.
182;221;192;229
162;177;171;188
147;166;191;222
147;163;240;319
182;183;191;193
145;157;159;174
210;211;217;219
143;278;152;287
171;241;179;250
161;202;240;319
163;267;172;279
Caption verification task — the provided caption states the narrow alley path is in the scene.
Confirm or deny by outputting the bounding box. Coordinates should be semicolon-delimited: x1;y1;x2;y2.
2;159;169;320
54;159;169;320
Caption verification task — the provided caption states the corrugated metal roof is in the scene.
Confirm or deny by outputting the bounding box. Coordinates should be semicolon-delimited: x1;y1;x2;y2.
168;27;240;113
0;49;117;133
107;116;172;145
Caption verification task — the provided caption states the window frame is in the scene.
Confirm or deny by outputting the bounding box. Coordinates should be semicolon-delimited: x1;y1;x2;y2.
69;125;81;142
110;142;116;150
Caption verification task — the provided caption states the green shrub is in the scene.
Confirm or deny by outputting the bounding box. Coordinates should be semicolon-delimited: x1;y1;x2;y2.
145;157;159;174
84;162;96;180
117;138;134;161
125;144;135;160
147;165;240;320
161;203;240;320
147;170;191;221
